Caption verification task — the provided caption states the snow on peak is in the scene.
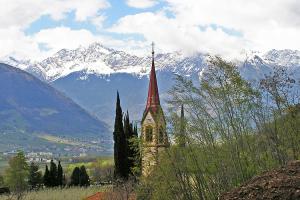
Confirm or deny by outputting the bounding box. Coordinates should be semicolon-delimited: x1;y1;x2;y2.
1;44;300;83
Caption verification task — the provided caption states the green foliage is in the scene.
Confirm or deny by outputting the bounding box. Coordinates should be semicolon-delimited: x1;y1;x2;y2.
28;162;42;189
169;104;187;147
113;92;141;180
43;165;50;187
4;151;29;193
49;160;58;187
138;56;300;199
113;91;128;179
124;112;140;177
79;166;90;187
70;165;90;187
128;133;142;177
90;158;114;184
70;167;80;186
57;161;63;186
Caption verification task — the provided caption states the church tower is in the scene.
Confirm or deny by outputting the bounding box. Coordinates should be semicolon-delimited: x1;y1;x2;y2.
141;43;169;176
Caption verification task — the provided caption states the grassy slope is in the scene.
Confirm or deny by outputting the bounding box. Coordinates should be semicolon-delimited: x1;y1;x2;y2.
0;186;110;200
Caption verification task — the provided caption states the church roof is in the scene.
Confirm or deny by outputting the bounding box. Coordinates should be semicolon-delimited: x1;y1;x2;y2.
145;43;160;114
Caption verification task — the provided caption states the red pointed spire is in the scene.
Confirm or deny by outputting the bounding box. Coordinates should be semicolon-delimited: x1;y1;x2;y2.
145;42;160;113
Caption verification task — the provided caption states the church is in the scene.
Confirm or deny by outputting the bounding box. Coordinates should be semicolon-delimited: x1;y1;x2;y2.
141;44;169;176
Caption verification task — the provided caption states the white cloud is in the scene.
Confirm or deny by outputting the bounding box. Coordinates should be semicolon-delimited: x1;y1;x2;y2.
33;27;99;53
126;0;158;9
70;0;110;21
32;26;149;57
0;0;110;60
109;12;247;59
1;0;300;61
0;26;145;60
91;15;107;30
110;0;300;59
0;0;110;29
0;27;41;59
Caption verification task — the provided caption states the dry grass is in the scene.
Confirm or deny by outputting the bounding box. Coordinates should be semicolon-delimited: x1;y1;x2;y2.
0;186;110;200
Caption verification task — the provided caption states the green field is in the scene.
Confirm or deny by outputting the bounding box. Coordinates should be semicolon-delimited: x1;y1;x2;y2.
0;156;113;176
0;186;110;200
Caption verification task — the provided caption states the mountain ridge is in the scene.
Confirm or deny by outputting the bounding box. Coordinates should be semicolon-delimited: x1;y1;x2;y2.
0;63;109;139
2;43;300;84
2;44;300;127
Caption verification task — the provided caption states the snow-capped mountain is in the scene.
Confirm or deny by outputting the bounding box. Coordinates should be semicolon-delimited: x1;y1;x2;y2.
1;43;300;126
3;43;300;83
2;43;203;82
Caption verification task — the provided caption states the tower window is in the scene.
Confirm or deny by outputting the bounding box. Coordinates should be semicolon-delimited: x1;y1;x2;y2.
145;126;153;142
159;128;164;143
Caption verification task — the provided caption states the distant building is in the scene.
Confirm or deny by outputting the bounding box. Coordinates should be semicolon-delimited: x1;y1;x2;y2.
141;43;169;176
80;153;87;157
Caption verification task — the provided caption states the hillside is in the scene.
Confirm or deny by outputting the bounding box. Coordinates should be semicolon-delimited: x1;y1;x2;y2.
220;161;300;200
0;63;109;151
2;44;300;126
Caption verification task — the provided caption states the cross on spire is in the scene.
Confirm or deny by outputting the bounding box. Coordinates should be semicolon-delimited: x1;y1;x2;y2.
145;42;160;113
152;42;155;56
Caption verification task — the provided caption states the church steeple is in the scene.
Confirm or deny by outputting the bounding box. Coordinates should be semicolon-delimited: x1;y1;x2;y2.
145;42;160;113
141;43;169;176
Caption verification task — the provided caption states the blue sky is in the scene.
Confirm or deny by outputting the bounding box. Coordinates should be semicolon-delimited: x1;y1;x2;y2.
0;0;300;60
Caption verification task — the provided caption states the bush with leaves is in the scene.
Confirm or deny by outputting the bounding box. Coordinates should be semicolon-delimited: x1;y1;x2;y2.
28;162;42;189
4;151;29;199
137;56;300;199
70;165;90;187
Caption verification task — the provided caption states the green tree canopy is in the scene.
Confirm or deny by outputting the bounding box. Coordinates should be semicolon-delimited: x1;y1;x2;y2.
57;161;63;186
28;162;42;189
70;167;80;186
137;56;300;199
49;160;58;187
113;91;129;179
79;165;90;187
4;152;29;193
43;165;50;187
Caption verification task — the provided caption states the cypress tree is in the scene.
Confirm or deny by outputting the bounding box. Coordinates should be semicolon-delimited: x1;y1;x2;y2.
70;167;80;186
57;161;63;186
43;165;50;187
123;111;131;175
124;112;139;175
49;160;58;187
178;104;186;147
79;165;90;187
113;91;128;179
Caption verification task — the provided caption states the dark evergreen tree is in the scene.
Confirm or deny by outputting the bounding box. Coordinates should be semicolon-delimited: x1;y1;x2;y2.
57;161;63;186
131;123;141;174
49;160;58;187
178;104;186;147
43;165;50;187
123;111;131;175
113;91;128;179
124;112;140;175
28;162;42;189
70;167;80;186
79;165;90;187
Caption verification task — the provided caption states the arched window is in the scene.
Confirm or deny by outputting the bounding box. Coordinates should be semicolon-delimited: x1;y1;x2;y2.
159;127;164;143
145;126;153;142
